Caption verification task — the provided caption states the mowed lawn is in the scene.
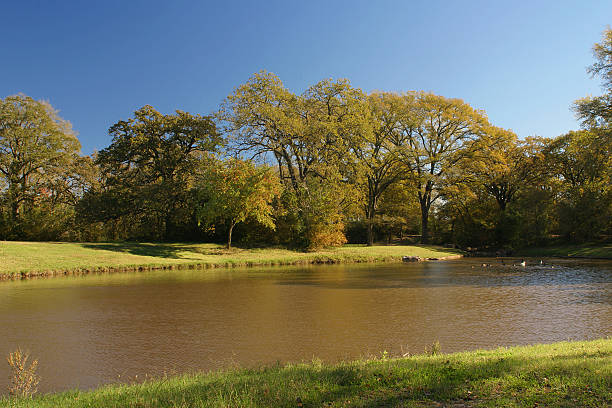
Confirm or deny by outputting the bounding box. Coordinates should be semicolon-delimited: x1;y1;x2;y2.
0;241;461;276
1;339;610;408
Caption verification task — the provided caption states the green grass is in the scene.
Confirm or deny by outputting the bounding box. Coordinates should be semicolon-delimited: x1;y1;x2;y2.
517;243;612;259
0;241;461;278
2;339;610;407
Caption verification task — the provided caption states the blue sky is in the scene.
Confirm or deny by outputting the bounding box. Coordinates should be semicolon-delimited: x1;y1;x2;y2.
1;0;610;154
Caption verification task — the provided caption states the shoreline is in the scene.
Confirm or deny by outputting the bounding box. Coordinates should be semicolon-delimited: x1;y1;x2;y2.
0;255;464;281
0;242;463;281
2;240;610;282
2;339;610;407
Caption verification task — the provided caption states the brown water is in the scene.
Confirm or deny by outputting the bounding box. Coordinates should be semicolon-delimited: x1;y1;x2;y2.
1;258;611;394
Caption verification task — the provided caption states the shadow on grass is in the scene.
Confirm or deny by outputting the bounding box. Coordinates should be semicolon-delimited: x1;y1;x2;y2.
79;242;228;260
30;349;608;408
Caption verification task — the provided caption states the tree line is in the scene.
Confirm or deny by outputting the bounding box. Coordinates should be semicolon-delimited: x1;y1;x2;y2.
1;29;610;250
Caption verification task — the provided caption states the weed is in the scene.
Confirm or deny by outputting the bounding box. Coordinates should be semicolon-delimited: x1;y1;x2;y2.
425;340;442;356
6;348;40;397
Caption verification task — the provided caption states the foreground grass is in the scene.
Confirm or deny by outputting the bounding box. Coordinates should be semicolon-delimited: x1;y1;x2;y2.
0;241;460;277
517;243;612;259
2;339;610;408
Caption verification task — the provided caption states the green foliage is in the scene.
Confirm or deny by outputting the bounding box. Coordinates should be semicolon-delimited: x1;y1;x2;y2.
0;94;89;240
471;130;547;212
349;92;405;245
82;105;222;241
4;46;612;251
545;129;612;242
196;158;280;249
220;71;367;249
574;27;612;128
298;179;349;251
392;92;492;244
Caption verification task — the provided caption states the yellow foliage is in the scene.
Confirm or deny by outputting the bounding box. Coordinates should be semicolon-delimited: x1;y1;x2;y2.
7;348;40;397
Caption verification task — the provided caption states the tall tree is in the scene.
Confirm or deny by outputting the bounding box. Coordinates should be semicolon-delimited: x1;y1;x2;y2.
574;27;612;128
349;92;404;245
92;105;221;240
393;92;490;243
220;72;365;189
220;71;367;248
545;129;611;241
0;95;83;237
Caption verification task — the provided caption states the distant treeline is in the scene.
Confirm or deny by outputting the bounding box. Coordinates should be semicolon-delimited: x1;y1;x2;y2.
1;29;610;250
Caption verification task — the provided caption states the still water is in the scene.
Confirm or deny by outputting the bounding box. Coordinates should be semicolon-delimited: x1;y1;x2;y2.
1;258;611;393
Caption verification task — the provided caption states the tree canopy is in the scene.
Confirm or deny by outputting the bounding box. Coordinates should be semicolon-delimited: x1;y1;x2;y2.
84;105;222;240
574;27;612;128
0;95;85;238
196;158;280;249
2;26;611;249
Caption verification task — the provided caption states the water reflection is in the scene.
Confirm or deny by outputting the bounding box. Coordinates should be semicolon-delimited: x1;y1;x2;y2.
0;258;610;393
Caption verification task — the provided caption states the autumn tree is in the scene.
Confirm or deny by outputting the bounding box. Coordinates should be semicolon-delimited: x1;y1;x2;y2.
469;129;546;212
0;95;85;239
349;92;405;245
220;71;366;249
392;92;490;243
196;158;280;249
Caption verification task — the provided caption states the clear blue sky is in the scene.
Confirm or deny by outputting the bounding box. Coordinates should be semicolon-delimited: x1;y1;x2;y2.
1;0;610;154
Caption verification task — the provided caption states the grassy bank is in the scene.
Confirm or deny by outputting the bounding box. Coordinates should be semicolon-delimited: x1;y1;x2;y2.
1;339;610;407
517;243;612;259
0;241;461;278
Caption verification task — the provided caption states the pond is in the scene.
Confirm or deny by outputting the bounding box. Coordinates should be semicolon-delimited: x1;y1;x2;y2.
1;258;611;394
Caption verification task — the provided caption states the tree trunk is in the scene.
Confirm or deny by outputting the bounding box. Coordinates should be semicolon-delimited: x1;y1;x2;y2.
9;196;18;223
366;197;376;246
366;179;377;246
227;222;235;249
367;218;374;246
420;207;429;244
164;212;172;242
8;183;20;223
419;183;433;244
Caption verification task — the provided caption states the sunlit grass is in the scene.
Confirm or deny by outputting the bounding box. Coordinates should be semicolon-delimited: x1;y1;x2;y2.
1;339;610;407
0;241;461;277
